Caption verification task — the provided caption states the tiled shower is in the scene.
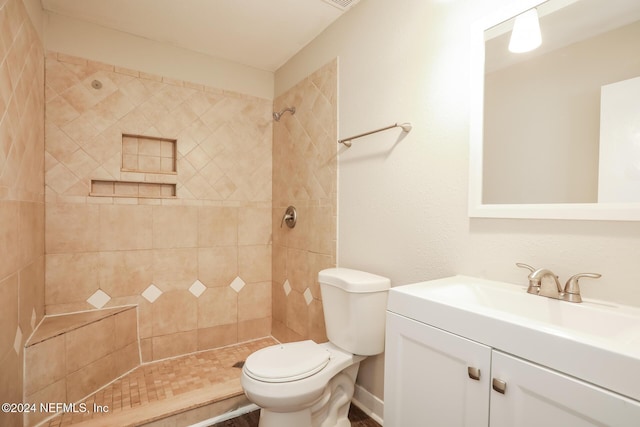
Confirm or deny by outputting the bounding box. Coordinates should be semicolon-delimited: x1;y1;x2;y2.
44;52;274;358
0;0;338;425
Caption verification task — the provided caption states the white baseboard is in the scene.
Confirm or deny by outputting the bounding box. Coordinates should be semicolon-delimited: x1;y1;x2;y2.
352;384;384;425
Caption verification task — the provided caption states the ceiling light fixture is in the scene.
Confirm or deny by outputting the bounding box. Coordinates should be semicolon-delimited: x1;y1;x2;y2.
508;8;542;53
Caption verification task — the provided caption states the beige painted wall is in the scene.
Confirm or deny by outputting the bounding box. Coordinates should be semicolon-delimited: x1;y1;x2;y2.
43;12;274;100
44;53;273;362
276;0;640;402
0;0;45;426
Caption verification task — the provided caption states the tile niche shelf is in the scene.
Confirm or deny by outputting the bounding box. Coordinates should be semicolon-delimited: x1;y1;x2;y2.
122;134;177;174
90;180;176;198
89;134;178;199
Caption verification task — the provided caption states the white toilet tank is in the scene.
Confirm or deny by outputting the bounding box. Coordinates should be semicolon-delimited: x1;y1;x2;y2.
318;268;391;356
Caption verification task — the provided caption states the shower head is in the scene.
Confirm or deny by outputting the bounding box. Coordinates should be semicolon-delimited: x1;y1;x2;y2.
273;106;296;121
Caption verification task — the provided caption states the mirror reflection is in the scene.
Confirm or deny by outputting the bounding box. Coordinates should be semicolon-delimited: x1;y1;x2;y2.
482;0;640;205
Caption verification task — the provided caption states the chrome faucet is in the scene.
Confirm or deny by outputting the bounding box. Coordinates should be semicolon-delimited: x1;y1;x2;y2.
516;263;562;297
532;268;564;298
516;263;601;303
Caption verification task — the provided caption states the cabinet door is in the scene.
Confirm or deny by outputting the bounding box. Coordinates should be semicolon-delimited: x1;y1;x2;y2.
490;350;640;427
384;312;491;427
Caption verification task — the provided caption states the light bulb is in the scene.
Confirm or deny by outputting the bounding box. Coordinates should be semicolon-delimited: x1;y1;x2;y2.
509;8;542;53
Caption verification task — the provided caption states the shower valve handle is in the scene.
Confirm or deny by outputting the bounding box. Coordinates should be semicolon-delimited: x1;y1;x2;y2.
281;206;297;228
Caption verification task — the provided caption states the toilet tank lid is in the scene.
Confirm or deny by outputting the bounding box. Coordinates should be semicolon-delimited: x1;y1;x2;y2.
319;268;390;293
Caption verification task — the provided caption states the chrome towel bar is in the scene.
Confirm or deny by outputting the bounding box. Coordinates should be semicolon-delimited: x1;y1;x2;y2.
338;122;412;147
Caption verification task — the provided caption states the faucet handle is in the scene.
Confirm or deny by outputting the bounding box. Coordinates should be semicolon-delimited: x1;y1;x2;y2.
563;273;601;303
515;263;536;273
516;263;540;294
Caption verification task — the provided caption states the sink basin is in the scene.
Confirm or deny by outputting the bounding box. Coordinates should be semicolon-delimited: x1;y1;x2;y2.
423;280;640;345
387;276;640;401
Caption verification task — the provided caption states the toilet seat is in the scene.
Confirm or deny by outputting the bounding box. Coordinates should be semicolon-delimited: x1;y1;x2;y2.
244;340;331;383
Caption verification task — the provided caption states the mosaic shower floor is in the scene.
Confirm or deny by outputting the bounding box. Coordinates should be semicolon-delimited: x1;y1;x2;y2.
44;337;277;427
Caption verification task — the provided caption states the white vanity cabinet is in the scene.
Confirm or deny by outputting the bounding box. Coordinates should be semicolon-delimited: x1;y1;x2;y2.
489;350;640;427
384;276;640;427
384;312;491;427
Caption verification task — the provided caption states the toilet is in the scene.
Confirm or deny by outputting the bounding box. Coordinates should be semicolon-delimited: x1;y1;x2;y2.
241;268;390;427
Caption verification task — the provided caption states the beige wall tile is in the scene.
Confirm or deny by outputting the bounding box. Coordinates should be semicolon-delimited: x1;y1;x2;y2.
197;206;238;247
65;316;115;374
308;205;334;255
238;318;271;342
286;247;310;293
197;324;237;351
24;378;66;426
140;337;152;362
286;205;310;251
114;341;140;377
0;2;45;408
137;297;153;339
139;137;162;156
197;287;237;328
19;257;46;338
45;252;100;305
66;353;115;402
238;245;271;284
114;308;138;348
99;250;153;297
152;205;198;248
272;244;287;285
307;251;333;299
271;280;287;324
286;290;309;339
151;290;197;336
152;330;197;361
197;247;237;287
19;201;45;266
0;349;24;427
238;206;271;245
152;248;198;290
99;204;153;250
271;208;287;248
238;281;271;322
24;334;66;396
139;155;162;172
46;96;80;128
308;299;328;344
270;319;288;343
0;274;18;356
0;201;20;279
45;301;93;315
45;203;100;253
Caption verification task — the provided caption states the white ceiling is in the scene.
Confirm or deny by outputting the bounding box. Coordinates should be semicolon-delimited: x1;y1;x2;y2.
40;0;359;72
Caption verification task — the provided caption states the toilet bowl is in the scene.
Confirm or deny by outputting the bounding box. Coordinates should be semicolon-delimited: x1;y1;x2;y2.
241;341;365;426
241;268;390;427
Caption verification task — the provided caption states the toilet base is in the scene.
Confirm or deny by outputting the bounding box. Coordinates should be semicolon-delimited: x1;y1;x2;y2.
257;363;360;427
259;408;312;427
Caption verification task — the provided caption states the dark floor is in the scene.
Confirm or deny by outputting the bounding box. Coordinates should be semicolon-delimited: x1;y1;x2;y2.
211;404;381;427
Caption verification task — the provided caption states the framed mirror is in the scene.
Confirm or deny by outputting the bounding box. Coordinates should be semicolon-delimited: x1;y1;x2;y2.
469;0;640;220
